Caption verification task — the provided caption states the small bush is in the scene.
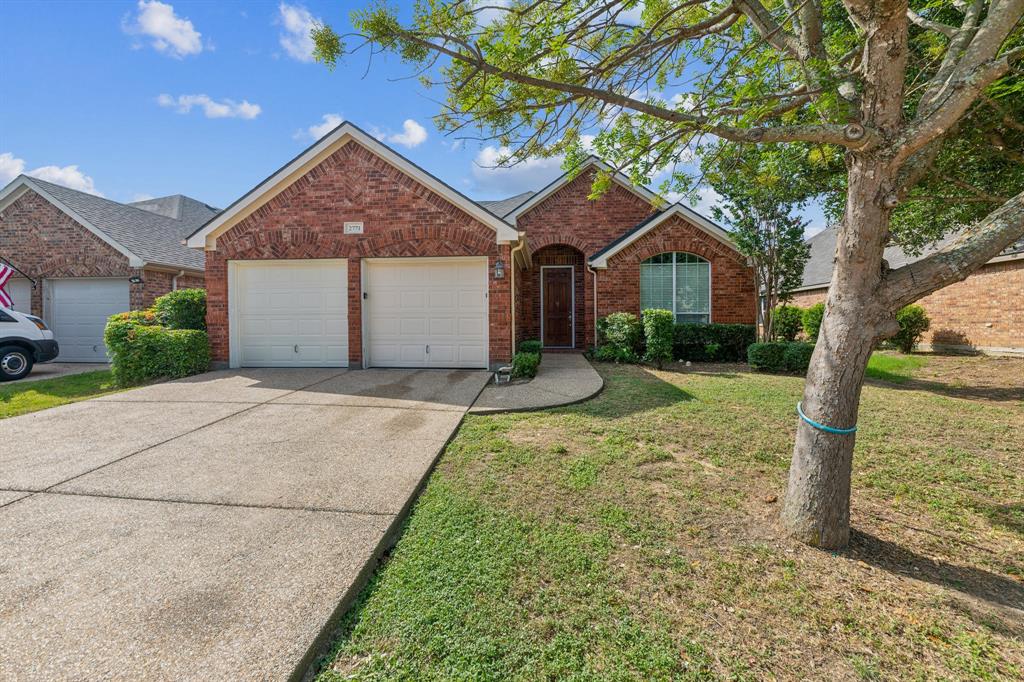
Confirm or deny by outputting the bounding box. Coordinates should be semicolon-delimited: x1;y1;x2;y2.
891;305;931;353
105;313;210;386
518;339;542;354
153;288;206;330
802;303;825;342
783;342;815;373
642;309;674;368
596;312;642;363
747;342;789;371
673;323;756;362
772;305;804;341
511;351;541;378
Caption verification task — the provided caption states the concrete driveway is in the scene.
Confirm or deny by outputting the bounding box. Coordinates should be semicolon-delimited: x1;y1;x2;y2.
0;367;489;680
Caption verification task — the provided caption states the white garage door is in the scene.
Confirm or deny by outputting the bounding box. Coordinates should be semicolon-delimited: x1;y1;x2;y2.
232;259;348;368
6;278;33;314
47;279;130;362
365;257;488;369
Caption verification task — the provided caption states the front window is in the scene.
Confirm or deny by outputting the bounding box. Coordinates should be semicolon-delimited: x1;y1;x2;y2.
640;252;710;324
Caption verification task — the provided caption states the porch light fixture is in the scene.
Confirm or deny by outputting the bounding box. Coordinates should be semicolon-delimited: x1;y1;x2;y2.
129;276;143;284
494;259;506;279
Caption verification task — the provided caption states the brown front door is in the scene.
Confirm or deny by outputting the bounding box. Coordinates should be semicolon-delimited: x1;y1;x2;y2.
542;267;573;347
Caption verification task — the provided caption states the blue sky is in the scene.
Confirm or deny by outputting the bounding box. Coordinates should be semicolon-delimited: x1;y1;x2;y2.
1;0;826;232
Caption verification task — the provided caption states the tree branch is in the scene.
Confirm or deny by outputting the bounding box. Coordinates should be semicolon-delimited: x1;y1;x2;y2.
884;188;1024;309
906;9;958;38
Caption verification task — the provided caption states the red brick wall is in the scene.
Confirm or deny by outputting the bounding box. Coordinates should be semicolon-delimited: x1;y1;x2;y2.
205;141;511;366
520;245;586;348
598;214;757;325
0;189;133;315
791;259;1024;353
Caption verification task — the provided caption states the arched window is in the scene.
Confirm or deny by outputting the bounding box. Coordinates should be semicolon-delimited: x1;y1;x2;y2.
640;252;710;324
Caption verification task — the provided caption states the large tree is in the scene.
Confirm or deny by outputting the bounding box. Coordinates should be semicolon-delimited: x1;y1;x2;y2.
314;0;1024;548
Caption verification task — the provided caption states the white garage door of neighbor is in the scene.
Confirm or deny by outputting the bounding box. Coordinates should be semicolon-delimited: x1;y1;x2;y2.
233;260;348;368
366;257;488;369
48;279;130;362
6;278;33;314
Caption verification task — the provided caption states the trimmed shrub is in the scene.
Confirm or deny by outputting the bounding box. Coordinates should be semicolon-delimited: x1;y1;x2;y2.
596;312;642;363
641;309;674;368
772;305;804;341
891;305;931;353
802;302;825;342
518;339;542;354
153;288;206;330
511;351;541;378
673;323;756;362
747;342;789;371
783;341;815;373
105;314;210;386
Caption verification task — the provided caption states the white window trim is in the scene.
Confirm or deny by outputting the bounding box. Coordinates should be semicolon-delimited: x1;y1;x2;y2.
540;265;575;348
641;252;712;324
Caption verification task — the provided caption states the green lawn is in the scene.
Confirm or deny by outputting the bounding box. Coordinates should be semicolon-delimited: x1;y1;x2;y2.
0;370;120;419
316;357;1023;681
866;351;930;383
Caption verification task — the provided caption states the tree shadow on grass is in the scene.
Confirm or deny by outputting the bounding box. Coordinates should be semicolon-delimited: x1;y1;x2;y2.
973;502;1024;539
846;530;1024;611
865;376;1024;403
565;365;695;419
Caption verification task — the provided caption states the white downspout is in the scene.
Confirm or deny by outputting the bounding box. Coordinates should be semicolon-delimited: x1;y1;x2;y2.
509;236;527;354
587;264;599;348
171;270;185;291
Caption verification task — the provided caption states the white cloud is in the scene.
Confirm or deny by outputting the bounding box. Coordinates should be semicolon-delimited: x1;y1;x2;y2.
158;93;262;119
132;193;155;202
692;186;723;215
0;152;102;196
619;1;645;25
471;146;566;196
278;3;319;62
386;119;428;148
124;0;202;58
477;0;511;26
295;113;344;141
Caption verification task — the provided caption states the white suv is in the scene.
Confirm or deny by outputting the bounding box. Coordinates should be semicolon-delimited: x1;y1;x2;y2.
0;308;59;381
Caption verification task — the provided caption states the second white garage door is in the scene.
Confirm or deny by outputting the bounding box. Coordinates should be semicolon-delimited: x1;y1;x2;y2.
232;260;348;367
47;278;130;362
365;257;488;369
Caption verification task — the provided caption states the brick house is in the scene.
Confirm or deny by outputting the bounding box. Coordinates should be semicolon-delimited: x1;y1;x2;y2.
790;227;1024;355
0;176;211;361
186;122;756;370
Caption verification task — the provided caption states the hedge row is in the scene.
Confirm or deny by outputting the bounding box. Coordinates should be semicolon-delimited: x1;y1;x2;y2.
595;311;757;364
104;289;210;387
747;341;815;373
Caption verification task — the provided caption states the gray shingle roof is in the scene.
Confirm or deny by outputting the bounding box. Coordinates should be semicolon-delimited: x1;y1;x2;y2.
477;191;535;218
800;226;1024;289
25;177;213;271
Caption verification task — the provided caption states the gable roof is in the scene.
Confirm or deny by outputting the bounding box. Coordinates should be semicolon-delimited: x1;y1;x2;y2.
0;176;210;271
129;194;219;224
501;157;658;225
477;191;536;218
797;226;1024;291
589;203;740;268
186;121;520;249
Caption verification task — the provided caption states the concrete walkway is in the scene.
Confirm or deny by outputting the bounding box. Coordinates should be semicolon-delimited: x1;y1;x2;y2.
471;353;603;413
0;367;489;680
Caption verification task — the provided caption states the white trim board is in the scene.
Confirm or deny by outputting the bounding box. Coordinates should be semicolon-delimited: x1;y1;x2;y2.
502;156;658;226
589;204;740;268
186;122;520;249
540;265;575;349
0;176;146;267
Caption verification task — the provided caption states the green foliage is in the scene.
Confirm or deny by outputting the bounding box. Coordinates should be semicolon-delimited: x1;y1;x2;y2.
747;342;789;372
511;351;541;379
673;323;756;362
596;312;642;363
104;313;210;387
891;305;931;353
802;303;825;342
783;342;815;373
518;339;542;354
748;341;815;373
771;305;804;342
153;288;206;331
641;309;674;368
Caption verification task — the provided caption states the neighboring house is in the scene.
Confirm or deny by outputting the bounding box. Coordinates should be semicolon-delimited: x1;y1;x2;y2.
0;176;213;361
790;227;1024;355
187;122;755;370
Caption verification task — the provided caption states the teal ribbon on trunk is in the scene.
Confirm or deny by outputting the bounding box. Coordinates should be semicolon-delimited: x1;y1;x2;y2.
796;402;857;435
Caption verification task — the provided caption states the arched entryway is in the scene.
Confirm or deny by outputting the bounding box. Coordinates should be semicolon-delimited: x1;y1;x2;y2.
523;244;586;349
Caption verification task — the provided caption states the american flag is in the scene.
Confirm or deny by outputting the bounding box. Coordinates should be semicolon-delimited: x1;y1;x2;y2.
0;263;13;308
